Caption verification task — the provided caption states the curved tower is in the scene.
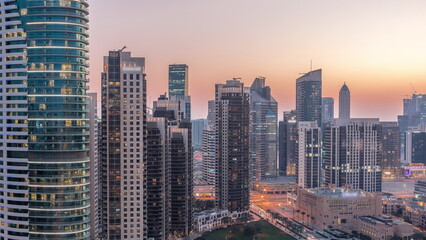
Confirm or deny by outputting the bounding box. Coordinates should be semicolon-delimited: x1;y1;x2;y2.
339;83;350;120
0;0;90;239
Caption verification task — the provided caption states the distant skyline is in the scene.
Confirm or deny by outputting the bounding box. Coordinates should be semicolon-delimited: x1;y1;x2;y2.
89;0;426;120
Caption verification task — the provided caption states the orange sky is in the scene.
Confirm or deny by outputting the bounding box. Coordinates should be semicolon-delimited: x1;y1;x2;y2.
89;0;426;120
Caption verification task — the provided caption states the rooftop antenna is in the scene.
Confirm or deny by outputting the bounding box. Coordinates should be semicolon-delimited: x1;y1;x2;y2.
410;83;417;95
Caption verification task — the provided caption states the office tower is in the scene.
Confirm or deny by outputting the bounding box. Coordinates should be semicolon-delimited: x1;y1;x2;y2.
0;1;89;239
278;110;298;176
381;122;401;179
101;51;146;239
169;64;189;97
405;125;426;164
152;95;193;238
202;125;216;185
322;97;334;126
296;69;322;126
339;83;351;120
324;119;382;192
250;77;278;181
297;122;322;188
398;94;426;161
169;64;191;119
169;125;192;237
89;93;101;239
207;100;216;126
215;79;250;217
146;117;170;240
192;119;207;150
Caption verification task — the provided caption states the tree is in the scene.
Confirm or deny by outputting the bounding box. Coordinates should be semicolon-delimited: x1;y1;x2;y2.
244;225;256;238
195;237;207;240
222;216;231;225
411;233;426;240
389;236;403;240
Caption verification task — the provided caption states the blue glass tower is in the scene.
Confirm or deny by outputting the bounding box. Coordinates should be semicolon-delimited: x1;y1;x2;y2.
0;0;90;239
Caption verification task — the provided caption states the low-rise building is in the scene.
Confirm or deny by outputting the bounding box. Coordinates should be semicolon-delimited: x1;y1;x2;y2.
193;209;229;232
382;193;404;216
355;215;413;240
253;176;297;194
295;187;382;229
403;200;426;230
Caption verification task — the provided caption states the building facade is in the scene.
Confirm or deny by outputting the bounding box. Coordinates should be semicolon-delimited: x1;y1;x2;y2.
101;51;147;239
398;94;426;162
297;121;322;188
296;69;322;127
295;187;382;229
152;95;193;238
339;83;351;120
168;64;190;119
192;119;207;150
405;126;426;164
215;79;250;216
324;119;382;192
322;97;334;127
278;110;298;176
381;122;402;179
146;117;170;240
250;77;278;181
89;92;101;239
0;1;91;239
202;125;216;185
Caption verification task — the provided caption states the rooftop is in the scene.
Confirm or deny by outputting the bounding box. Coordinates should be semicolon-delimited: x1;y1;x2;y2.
258;176;296;184
307;188;366;198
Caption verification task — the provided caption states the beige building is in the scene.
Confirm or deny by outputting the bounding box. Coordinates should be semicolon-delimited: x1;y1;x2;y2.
193;209;229;232
403;200;426;230
295;187;382;229
355;215;413;240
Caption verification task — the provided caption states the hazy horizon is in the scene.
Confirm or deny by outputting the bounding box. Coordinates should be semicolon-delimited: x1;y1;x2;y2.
89;0;426;121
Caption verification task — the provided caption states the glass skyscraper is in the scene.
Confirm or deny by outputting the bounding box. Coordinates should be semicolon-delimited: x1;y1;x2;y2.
0;0;90;239
168;64;188;97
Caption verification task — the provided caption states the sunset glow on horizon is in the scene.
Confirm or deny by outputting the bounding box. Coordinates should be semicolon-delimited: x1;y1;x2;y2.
89;0;426;120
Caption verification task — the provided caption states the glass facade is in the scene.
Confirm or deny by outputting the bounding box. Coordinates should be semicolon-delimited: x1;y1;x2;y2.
16;0;89;239
168;64;188;97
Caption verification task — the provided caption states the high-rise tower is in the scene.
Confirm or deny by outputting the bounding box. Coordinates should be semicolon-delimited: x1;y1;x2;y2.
215;79;250;217
296;69;322;126
297;122;322;188
339;83;351;120
168;64;190;119
322;97;334;127
250;77;278;181
101;51;147;239
0;1;90;239
278;110;298;176
324;119;382;192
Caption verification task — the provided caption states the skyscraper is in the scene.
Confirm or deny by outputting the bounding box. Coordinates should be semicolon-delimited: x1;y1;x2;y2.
297;122;322;188
250;77;278;181
169;64;190;119
152;95;193;238
0;1;90;239
89;93;101;239
405;125;426;164
101;51;147;239
322;97;334;126
202;125;216;185
278;110;298;176
398;94;426;161
192;119;207;150
296;69;322;126
215;79;250;217
339;83;351;120
146;117;170;240
324;119;382;192
381;122;402;179
169;64;188;97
